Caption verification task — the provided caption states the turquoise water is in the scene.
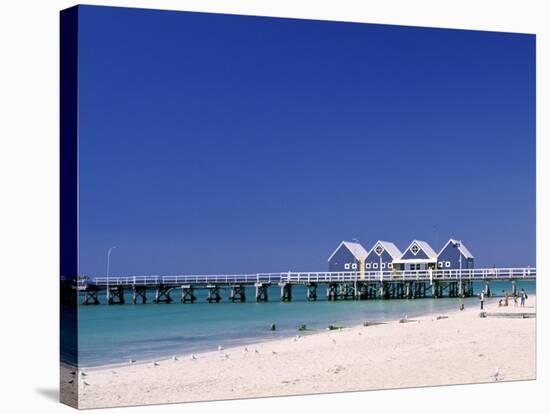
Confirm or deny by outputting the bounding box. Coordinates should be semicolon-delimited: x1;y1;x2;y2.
77;281;535;367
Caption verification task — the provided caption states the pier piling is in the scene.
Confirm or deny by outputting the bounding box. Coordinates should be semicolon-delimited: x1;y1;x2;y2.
207;284;222;303
255;283;269;302
82;285;100;305
132;286;147;304
229;284;246;303
306;283;318;301
107;286;125;305
279;283;292;302
181;285;197;303
153;284;173;304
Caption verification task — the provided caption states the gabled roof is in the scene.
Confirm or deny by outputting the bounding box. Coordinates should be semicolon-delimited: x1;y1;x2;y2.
368;240;402;260
327;241;368;262
402;240;438;259
439;238;474;259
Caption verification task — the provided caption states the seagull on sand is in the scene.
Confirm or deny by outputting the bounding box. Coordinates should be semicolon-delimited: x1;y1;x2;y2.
224;353;230;359
68;379;74;384
82;381;90;386
69;371;76;376
243;347;249;353
152;361;159;367
190;354;197;360
218;345;224;352
254;349;259;354
172;356;178;361
272;351;278;355
79;371;88;377
492;367;501;381
128;359;136;364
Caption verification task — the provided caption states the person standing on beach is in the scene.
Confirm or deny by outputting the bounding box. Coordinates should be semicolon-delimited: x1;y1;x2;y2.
520;289;527;308
480;291;485;310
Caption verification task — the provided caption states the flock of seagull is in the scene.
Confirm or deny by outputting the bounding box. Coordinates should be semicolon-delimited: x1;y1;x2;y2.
67;335;309;386
66;331;503;386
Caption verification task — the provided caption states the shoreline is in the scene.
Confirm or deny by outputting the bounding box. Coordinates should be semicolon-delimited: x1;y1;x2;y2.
63;295;536;408
77;294;510;370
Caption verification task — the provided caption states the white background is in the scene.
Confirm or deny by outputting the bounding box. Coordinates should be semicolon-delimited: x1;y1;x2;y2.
0;0;548;412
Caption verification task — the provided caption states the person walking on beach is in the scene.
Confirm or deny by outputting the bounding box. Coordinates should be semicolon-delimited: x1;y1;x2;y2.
504;291;509;307
520;289;527;308
480;291;485;310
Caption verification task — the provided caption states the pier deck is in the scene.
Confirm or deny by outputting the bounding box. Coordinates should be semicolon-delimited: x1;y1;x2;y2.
63;267;536;305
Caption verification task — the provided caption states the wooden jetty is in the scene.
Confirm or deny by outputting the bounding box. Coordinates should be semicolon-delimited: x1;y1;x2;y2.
63;267;536;306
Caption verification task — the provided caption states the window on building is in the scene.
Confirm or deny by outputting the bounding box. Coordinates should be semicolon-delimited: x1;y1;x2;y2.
373;263;378;269
352;263;357;270
445;261;451;268
381;263;386;269
344;263;350;270
388;263;393;269
365;263;371;269
438;261;443;268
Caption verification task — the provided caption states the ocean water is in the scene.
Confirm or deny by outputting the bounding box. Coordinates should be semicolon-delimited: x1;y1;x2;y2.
77;281;535;367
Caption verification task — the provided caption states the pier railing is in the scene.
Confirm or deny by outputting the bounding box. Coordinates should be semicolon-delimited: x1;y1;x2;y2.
77;267;536;287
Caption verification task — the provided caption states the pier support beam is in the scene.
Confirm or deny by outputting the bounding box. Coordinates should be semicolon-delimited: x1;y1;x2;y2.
279;283;292;302
413;282;426;298
306;283;318;301
379;282;386;299
132;286;147;304
82;285;100;305
448;282;458;298
367;283;377;299
229;285;246;303
154;284;173;304
255;283;269;302
181;285;197;303
327;283;338;301
405;282;412;299
207;285;222;303
337;283;354;300
107;286;125;304
355;282;368;300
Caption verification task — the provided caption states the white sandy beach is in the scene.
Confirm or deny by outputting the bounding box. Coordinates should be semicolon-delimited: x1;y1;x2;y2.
63;296;536;409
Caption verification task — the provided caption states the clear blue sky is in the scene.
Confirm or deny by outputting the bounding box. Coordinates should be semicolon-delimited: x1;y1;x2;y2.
76;5;535;276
